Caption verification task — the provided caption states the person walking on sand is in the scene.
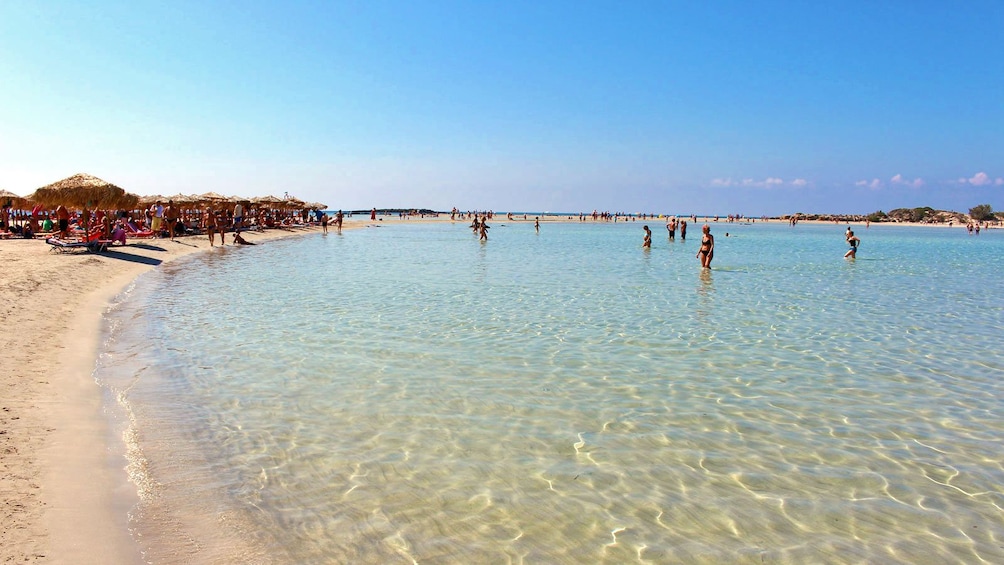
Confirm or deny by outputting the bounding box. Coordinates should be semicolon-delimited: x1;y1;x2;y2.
697;224;714;268
844;230;860;258
642;225;652;248
165;200;180;241
150;200;164;236
216;208;227;245
204;206;218;246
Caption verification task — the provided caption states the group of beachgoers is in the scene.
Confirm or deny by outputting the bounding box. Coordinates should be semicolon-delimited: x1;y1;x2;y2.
639;217;873;268
640;218;715;268
319;210;344;235
0;198;322;246
470;214;490;241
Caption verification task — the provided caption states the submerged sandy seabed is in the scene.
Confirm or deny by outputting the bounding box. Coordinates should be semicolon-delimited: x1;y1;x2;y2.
0;215;985;563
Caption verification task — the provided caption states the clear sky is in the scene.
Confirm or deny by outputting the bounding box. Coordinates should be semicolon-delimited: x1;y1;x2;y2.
2;1;1002;215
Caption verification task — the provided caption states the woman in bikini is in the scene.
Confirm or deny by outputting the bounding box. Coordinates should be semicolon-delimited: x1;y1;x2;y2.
697;224;714;268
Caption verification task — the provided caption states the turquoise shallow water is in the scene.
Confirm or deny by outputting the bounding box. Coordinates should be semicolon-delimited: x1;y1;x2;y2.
96;221;1004;564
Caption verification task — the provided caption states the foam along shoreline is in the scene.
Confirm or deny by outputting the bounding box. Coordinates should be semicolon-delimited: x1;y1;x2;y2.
0;224;332;563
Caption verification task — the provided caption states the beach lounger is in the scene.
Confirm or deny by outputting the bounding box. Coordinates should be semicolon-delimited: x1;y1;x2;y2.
45;237;108;253
126;221;155;238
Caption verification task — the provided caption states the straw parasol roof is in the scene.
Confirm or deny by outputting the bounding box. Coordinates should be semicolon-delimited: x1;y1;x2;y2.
138;194;169;207
164;193;198;206
0;189;29;209
196;191;229;204
253;195;284;205
28;173;138;210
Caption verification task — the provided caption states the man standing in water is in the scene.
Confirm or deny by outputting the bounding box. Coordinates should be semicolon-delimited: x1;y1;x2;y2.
680;220;687;240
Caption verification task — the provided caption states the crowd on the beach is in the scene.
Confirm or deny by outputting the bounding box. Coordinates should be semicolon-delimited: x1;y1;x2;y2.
0;199;324;246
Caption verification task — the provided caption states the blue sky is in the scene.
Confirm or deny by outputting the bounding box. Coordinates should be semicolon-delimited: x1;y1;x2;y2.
1;1;1001;215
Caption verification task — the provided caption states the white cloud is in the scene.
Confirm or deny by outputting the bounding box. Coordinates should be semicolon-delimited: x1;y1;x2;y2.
955;172;1004;186
709;177;803;188
969;172;991;186
856;178;883;189
891;173;924;188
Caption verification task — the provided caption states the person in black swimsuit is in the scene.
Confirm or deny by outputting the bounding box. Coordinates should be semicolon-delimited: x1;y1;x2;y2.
697;224;714;268
844;230;860;258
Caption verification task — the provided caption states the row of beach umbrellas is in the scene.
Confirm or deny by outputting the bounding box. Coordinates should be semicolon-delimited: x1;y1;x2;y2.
0;173;327;212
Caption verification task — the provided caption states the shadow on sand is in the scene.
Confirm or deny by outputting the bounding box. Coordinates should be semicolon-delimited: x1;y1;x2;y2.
99;248;164;266
126;243;168;252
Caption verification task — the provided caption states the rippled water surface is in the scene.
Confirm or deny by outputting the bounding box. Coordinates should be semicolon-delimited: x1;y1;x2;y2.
97;221;1004;564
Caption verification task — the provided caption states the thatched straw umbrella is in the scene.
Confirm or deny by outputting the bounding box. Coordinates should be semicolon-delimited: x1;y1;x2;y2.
160;193;196;207
29;173;137;211
28;173;140;238
196;191;229;204
0;189;29;209
138;194;168;207
253;195;284;206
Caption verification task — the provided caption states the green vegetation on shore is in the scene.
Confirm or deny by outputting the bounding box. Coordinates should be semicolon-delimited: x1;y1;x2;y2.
789;204;999;224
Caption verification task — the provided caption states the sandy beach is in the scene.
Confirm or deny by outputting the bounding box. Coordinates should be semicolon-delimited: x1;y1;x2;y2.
0;225;332;563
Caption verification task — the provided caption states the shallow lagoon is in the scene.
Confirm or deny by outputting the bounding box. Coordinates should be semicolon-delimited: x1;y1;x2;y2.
97;221;1004;563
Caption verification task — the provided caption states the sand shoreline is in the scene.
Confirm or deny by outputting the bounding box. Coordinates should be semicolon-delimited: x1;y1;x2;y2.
1;224;334;563
0;215;989;563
